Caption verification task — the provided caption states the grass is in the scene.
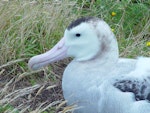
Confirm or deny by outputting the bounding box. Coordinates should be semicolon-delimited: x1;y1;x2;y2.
0;0;150;112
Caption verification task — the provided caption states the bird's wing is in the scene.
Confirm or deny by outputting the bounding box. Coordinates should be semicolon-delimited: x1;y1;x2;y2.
98;57;150;113
114;57;150;101
114;76;150;101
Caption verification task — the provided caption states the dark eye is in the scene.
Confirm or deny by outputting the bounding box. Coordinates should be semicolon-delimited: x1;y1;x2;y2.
75;33;81;37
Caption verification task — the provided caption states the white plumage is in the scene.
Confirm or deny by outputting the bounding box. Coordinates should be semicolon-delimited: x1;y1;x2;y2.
28;17;150;113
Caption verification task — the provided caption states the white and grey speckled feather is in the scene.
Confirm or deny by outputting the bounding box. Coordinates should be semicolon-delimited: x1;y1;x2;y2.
114;57;150;101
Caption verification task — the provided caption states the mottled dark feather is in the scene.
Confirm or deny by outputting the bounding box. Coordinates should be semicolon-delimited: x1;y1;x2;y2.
114;79;150;101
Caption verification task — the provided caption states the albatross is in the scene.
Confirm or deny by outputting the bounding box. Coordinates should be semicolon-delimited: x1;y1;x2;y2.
28;17;150;113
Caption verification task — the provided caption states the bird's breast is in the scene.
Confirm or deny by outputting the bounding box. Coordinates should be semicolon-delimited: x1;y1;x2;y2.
62;61;107;113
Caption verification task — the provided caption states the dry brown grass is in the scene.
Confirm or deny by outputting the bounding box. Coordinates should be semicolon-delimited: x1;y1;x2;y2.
0;0;76;112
